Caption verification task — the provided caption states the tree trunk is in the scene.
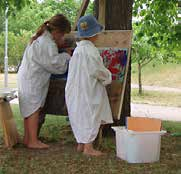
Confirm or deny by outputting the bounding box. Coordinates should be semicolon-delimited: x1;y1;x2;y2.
138;61;142;95
94;0;133;125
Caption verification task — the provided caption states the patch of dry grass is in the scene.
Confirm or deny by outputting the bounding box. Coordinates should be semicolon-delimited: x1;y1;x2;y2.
131;89;181;107
132;62;181;89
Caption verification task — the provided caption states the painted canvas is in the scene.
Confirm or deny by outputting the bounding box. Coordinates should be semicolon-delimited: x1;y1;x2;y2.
99;48;128;119
100;48;128;81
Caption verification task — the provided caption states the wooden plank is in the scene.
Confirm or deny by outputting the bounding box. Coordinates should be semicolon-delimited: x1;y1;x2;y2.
117;39;132;119
98;0;106;26
95;30;132;48
67;30;132;48
0;100;19;147
72;0;90;31
106;81;123;119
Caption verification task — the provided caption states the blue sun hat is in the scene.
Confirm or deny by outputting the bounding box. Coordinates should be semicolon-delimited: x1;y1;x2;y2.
77;14;104;38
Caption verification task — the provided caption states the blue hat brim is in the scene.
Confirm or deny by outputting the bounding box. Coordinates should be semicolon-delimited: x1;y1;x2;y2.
77;24;104;38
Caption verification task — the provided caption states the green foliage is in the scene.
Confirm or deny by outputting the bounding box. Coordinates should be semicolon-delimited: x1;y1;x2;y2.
0;0;30;33
0;0;94;68
133;0;178;49
8;0;79;34
0;0;31;15
132;0;179;93
8;0;93;34
0;30;32;67
132;38;152;65
0;15;5;33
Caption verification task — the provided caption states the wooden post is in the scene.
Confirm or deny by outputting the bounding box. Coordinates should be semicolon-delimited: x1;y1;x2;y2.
72;0;90;31
0;99;19;147
98;0;106;26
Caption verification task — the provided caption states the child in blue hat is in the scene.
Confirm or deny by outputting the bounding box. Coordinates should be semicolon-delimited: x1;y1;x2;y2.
65;15;113;156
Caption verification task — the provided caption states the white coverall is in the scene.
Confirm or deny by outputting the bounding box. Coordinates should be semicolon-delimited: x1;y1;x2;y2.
65;40;113;143
18;30;70;118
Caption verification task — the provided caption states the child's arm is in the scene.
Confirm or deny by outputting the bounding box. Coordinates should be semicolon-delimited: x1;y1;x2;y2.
88;54;112;86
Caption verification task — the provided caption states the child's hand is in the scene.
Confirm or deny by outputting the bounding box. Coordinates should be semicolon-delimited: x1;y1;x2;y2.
65;48;73;56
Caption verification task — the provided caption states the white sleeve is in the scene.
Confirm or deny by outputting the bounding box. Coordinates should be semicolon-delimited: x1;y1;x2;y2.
88;52;112;86
31;39;70;74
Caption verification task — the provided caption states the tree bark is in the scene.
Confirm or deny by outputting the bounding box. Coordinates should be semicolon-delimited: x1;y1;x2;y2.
94;0;133;125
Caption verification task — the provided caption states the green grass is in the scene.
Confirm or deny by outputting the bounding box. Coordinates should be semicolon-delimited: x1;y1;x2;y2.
131;89;181;107
0;104;181;174
131;62;181;88
6;104;70;142
163;121;181;134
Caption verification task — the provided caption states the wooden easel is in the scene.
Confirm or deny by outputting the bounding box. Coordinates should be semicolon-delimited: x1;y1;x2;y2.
0;98;19;147
72;0;90;31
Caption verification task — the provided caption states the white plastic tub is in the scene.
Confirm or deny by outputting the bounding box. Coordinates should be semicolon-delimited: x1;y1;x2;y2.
112;126;166;163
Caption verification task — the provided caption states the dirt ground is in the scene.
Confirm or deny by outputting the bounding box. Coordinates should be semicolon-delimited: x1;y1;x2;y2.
0;137;181;174
0;125;181;174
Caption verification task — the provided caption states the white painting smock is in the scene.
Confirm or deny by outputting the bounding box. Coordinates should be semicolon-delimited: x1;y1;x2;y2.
65;40;113;143
18;30;70;118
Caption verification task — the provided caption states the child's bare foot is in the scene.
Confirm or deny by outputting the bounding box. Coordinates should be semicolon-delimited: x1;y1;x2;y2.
83;148;103;156
77;143;84;152
27;142;43;149
83;143;104;156
38;141;49;148
23;138;48;148
27;141;49;149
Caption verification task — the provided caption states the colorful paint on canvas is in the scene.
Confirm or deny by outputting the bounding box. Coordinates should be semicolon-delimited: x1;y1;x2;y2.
99;48;128;82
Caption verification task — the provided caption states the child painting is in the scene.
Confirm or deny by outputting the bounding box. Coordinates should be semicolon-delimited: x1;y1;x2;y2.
65;15;113;156
18;14;71;149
